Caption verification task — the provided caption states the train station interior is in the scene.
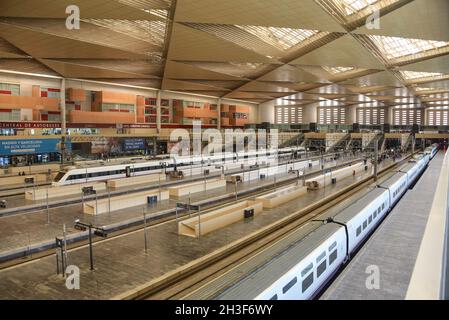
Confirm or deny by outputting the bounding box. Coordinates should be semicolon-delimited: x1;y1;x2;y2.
0;0;448;303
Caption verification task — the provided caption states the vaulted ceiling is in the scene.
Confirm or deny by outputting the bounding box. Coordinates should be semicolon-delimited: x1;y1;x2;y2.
0;0;448;109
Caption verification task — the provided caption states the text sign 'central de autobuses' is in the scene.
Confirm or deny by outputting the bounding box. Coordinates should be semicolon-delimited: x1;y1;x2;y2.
0;122;62;129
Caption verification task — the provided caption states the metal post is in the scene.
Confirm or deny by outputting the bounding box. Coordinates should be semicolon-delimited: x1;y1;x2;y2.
46;188;50;225
107;187;111;215
56;247;60;275
159;175;161;200
88;225;94;271
63;224;68;271
95;193;98;215
143;208;148;254
374;138;379;182
234;182;238;202
197;206;201;239
60;241;65;277
188;192;191;217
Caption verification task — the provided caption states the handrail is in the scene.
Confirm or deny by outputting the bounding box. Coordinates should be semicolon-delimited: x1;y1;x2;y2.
406;150;449;300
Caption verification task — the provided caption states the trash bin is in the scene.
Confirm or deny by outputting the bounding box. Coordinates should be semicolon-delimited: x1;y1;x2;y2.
244;208;255;219
147;195;158;204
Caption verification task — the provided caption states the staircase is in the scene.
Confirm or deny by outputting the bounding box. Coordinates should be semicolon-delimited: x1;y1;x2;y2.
327;133;351;153
279;132;305;148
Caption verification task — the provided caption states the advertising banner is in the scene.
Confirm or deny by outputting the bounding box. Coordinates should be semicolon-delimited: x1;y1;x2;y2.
90;137;147;154
0;138;72;156
123;138;145;151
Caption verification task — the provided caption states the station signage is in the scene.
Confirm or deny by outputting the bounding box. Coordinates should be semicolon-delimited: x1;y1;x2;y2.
0;122;61;129
123;138;146;151
0;138;72;156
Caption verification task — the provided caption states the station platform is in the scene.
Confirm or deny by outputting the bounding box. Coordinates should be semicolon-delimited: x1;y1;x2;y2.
0;156;389;299
0;154;332;217
322;151;446;300
0;155;359;261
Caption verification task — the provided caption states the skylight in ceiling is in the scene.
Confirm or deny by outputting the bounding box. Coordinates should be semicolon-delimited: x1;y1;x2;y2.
400;71;444;81
235;26;320;52
323;66;355;75
369;35;449;60
83;19;167;47
338;0;379;15
184;23;323;60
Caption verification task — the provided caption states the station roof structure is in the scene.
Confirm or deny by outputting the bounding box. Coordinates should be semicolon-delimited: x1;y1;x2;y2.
0;0;448;107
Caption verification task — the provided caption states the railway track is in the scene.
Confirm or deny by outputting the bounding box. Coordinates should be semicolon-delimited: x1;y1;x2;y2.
0;155;363;270
116;154;415;300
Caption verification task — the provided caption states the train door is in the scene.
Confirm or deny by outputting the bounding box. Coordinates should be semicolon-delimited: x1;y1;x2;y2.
125;166;131;178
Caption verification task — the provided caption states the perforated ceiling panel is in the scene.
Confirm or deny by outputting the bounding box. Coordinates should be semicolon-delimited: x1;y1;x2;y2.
0;0;447;109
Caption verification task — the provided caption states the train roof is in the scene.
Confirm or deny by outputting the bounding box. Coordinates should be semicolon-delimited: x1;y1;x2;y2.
211;223;341;300
377;171;407;189
333;188;388;224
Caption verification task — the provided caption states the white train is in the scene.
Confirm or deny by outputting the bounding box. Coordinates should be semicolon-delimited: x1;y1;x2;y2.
424;143;439;159
52;147;305;186
217;152;431;300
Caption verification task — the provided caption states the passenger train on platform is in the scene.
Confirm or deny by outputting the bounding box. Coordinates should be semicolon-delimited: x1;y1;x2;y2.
52;147;305;186
233;147;437;300
424;143;439;159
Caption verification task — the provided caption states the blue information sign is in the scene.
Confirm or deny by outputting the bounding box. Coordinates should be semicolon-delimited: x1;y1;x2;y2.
123;138;145;151
0;138;72;156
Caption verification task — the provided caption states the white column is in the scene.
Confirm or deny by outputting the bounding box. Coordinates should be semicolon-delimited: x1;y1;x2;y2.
60;78;66;135
217;98;222;130
156;90;162;133
60;78;67;166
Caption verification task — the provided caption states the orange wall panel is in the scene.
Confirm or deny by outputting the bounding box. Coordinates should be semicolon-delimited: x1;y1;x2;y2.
0;96;60;110
32;86;40;98
69;111;136;124
67;88;86;102
180;108;218;119
229;105;249;113
101;91;136;104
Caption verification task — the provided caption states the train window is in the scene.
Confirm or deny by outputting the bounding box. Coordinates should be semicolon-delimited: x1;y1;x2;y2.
301;263;313;277
282;277;297;294
317;261;327;278
382;203;385;210
368;216;373;224
329;250;338;265
374;212;377;219
363;221;367;230
316;251;326;263
356;226;362;237
328;241;337;252
378;207;381;214
302;273;314;293
269;295;278;301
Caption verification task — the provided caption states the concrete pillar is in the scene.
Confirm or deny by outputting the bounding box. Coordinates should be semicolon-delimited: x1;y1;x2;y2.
60;78;66;134
156;90;162;133
217;98;222;130
60;78;66;167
